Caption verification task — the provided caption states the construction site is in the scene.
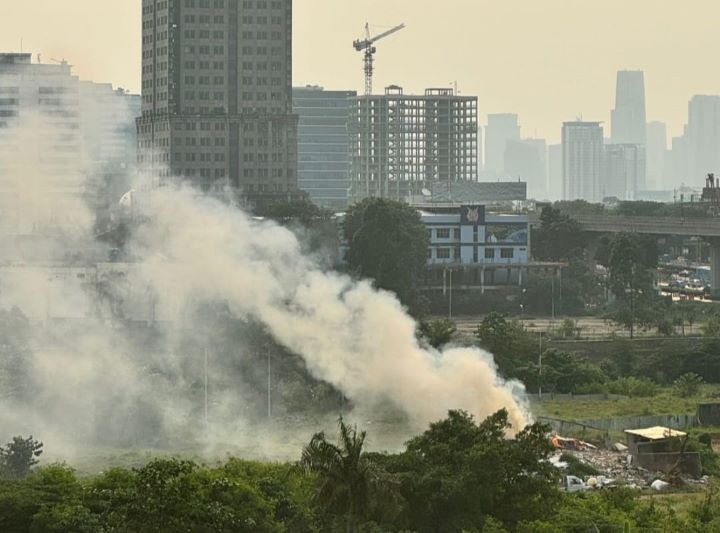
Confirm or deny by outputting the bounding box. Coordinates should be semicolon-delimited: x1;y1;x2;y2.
348;24;479;203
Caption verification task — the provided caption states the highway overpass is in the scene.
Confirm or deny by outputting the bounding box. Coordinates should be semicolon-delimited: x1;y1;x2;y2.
528;212;720;294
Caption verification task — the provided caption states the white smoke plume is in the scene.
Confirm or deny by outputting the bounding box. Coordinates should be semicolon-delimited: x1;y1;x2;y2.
128;187;530;434
0;80;529;462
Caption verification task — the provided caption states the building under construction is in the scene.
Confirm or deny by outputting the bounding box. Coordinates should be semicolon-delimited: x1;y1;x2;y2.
349;86;478;203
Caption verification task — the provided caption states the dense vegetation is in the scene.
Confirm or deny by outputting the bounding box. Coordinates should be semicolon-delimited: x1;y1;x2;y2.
4;414;720;533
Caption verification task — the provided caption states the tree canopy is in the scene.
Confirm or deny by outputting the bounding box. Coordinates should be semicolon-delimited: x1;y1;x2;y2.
344;198;429;314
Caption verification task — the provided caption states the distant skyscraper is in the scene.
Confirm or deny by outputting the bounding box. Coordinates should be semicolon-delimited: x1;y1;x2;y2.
646;121;667;190
292;86;355;209
137;0;298;205
602;144;646;200
611;71;646;145
484;113;520;175
504;138;547;199
548;143;562;200
562;121;604;201
686;95;720;182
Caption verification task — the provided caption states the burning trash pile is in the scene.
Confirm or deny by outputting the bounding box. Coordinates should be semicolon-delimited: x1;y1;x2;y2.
549;428;710;491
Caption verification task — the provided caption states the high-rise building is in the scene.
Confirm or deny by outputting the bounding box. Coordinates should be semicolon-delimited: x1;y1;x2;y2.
137;0;298;205
504;138;546;199
484;113;520;175
602;143;646;200
547;143;562;200
0;54;138;232
611;71;646;145
348;86;478;203
686;95;720;182
646;121;667;190
562;121;604;201
292;86;355;209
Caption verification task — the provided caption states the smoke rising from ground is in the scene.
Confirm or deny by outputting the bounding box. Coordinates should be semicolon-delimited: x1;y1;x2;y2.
0;106;528;462
131;188;529;433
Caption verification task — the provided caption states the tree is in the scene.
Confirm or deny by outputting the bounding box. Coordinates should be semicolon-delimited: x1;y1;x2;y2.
344;198;429;314
384;410;560;532
702;314;720;337
0;436;43;479
605;233;661;337
300;419;396;533
474;313;536;377
674;372;704;398
531;206;586;262
418;319;457;349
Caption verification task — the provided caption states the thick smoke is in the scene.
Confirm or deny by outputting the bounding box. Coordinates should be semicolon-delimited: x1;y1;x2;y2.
0;101;528;463
130;188;529;434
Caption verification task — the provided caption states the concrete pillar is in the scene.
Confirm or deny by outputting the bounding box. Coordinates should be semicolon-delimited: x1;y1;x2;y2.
711;239;720;298
586;234;601;272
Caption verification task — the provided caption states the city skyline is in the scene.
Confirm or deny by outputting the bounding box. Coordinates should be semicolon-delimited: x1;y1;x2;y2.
2;1;720;143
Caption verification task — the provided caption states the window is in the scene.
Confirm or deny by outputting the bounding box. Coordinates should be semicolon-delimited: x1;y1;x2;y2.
500;248;514;259
436;228;450;239
453;229;460;239
437;248;450;259
485;248;495;259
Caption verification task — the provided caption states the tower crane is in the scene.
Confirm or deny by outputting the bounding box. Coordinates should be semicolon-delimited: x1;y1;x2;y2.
353;23;405;96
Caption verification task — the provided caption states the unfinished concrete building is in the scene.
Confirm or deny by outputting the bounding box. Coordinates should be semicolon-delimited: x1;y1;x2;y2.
349;86;478;203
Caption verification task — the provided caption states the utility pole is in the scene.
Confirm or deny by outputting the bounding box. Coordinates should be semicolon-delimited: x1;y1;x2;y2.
267;350;272;420
538;332;543;400
448;269;453;319
204;347;209;431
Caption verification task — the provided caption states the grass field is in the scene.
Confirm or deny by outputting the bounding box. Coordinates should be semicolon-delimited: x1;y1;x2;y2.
531;385;720;422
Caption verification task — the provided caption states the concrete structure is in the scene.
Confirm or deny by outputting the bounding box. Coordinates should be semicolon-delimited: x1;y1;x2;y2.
292;86;355;209
686;95;720;184
423;205;528;267
348;86;478;203
137;0;299;205
646;121;667;190
611;71;647;146
528;210;720;295
418;180;527;205
548;143;562;200
562;121;604;201
624;426;700;477
602;143;646;200
0;53;139;232
504;138;547;199
485;113;520;175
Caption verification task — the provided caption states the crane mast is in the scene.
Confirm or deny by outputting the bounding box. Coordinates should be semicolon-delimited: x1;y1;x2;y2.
353;23;405;96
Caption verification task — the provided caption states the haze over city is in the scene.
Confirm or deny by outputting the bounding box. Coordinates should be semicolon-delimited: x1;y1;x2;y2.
2;0;720;141
4;1;720;530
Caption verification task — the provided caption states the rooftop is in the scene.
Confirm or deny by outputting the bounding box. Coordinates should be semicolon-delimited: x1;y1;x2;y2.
624;426;687;441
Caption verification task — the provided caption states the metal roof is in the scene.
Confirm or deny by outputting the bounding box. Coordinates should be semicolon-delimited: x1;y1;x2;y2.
624;426;687;440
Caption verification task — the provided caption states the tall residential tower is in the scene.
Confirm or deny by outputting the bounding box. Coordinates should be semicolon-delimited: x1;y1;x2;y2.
562;121;604;201
137;0;298;204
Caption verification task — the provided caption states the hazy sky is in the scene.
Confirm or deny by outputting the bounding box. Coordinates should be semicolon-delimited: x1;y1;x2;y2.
1;1;719;143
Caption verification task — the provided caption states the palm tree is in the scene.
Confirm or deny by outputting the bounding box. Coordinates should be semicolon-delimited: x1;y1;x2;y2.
300;419;373;533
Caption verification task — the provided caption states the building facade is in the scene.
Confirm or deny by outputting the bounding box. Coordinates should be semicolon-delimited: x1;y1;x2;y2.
504;138;547;199
611;70;647;145
137;0;298;203
686;95;720;183
562;121;604;201
602;143;646;200
420;205;529;287
348;86;478;203
646;121;667;190
484;113;520;175
0;54;139;233
292;86;355;209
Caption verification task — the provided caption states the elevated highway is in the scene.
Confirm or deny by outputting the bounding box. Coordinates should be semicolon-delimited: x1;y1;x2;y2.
528;213;720;238
528;212;720;294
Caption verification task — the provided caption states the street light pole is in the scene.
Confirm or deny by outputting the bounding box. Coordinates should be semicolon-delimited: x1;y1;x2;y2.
448;268;453;319
538;332;543;400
